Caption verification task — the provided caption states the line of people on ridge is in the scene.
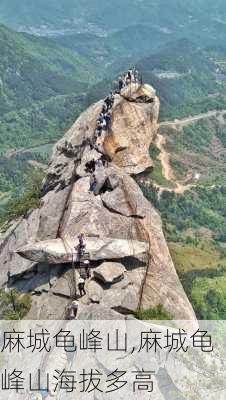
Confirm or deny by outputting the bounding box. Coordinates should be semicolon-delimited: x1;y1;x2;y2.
118;67;140;93
87;91;115;193
66;68;141;319
87;67;141;193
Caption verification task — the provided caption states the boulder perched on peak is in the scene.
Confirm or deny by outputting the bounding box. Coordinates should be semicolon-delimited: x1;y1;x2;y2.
104;84;160;175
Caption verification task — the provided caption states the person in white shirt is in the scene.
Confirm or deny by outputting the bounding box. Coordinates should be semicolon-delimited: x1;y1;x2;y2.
78;276;86;297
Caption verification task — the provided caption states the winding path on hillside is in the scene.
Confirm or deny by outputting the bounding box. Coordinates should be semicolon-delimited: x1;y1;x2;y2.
4;140;57;159
159;109;226;128
155;132;193;194
154;108;226;194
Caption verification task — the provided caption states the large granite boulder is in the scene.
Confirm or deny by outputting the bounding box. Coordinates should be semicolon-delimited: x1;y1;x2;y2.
77;304;125;320
17;237;148;264
103;84;160;175
0;210;40;286
101;175;148;218
37;186;71;240
94;262;125;284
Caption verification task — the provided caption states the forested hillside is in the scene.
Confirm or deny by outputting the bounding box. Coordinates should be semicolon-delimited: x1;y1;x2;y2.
0;24;98;151
0;24;99;210
137;40;226;120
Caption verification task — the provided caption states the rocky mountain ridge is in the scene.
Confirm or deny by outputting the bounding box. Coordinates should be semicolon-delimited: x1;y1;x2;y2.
0;83;196;320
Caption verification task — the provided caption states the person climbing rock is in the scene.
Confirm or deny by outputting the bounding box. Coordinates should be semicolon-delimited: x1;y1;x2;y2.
71;299;79;318
95;121;103;137
66;300;79;319
100;117;107;131
100;154;109;167
97;113;105;123
78;276;86;297
89;174;97;192
109;92;115;107
78;233;86;256
85;158;96;174
102;102;108;114
83;259;91;279
104;112;112;130
95;158;103;168
104;92;114;111
127;69;132;84
133;67;139;83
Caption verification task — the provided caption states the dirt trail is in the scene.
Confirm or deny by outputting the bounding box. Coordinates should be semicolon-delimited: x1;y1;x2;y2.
159;109;226;128
155;132;193;194
154;109;226;194
4;140;57;159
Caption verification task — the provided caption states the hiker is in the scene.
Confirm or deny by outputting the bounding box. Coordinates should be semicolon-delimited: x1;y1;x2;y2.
78;232;86;255
109;92;115;107
126;69;132;85
104;112;112;130
78;276;86;297
133;67;139;83
85;158;96;174
66;300;79;319
104;96;111;111
118;76;124;92
95;121;103;137
90;174;97;192
83;259;91;279
104;92;114;111
102;102;108;114
86;137;94;150
71;299;79;318
100;117;107;131
97;113;105;123
100;154;109;167
95;157;103;168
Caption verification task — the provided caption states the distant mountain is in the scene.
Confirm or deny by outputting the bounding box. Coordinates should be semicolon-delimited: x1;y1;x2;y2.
54;25;168;76
1;0;226;41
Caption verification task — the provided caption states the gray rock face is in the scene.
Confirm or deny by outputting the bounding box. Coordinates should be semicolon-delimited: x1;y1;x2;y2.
37;186;71;240
86;279;104;303
101;175;148;218
24;292;68;320
101;284;139;313
1;83;196;321
17;237;148;264
0;210;39;287
94;262;125;284
77;304;125;320
52;274;72;298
